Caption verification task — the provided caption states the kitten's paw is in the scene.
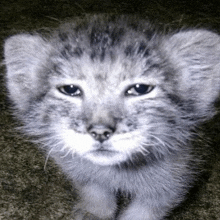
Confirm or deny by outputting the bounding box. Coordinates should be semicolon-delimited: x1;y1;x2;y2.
73;208;113;220
117;204;164;220
73;184;116;219
73;205;114;220
72;208;84;220
73;209;97;220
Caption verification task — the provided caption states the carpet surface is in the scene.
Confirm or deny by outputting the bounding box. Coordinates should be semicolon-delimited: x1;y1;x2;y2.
1;0;220;219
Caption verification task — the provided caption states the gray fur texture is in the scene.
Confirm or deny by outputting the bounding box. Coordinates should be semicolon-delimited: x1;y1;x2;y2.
4;15;220;219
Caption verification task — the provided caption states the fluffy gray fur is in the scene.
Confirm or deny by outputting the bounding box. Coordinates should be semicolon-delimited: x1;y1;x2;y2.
4;15;220;219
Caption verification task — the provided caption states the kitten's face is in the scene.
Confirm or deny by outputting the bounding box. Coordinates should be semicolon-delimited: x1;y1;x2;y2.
5;16;220;167
42;47;179;166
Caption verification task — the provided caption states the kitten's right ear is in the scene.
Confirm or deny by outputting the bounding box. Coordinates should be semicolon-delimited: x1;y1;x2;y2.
4;34;52;112
162;29;220;120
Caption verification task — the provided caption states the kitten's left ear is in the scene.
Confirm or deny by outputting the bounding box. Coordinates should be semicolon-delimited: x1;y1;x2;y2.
4;34;52;112
162;29;220;116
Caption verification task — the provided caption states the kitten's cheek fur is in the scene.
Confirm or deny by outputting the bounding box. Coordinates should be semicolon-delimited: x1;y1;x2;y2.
62;131;125;166
62;129;143;165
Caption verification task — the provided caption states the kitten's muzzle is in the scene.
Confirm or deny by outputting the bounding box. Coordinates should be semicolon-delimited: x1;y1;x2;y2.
88;124;115;143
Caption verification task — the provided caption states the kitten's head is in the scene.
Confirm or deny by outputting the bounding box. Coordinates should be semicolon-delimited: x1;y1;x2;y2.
4;15;220;166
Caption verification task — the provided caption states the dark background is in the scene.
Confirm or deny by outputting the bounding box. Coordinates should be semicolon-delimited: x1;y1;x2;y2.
0;0;220;219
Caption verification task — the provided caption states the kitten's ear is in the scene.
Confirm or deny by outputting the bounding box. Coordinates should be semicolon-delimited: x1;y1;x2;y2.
4;34;52;112
163;30;220;118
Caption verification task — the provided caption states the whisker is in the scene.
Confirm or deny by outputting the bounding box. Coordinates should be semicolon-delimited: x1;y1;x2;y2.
60;148;72;158
44;148;54;170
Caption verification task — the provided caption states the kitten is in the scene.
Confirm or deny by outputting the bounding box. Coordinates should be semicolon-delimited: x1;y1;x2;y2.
4;15;220;220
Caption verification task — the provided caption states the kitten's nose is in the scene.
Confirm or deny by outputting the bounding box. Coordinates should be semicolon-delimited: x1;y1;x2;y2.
88;125;115;142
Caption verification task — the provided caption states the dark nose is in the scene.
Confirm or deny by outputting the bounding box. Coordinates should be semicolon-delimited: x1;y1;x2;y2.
88;125;115;142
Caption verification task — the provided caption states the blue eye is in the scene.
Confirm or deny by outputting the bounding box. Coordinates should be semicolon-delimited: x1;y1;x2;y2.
58;85;82;96
125;84;154;96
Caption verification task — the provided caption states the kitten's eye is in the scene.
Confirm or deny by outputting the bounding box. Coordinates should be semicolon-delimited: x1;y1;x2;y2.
125;84;154;96
58;85;82;96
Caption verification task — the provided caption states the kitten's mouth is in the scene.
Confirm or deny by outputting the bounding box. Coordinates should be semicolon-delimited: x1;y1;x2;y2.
83;143;126;165
91;143;116;156
92;148;117;157
84;146;126;165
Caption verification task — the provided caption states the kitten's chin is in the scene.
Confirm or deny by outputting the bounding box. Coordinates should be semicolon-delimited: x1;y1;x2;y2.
84;151;127;166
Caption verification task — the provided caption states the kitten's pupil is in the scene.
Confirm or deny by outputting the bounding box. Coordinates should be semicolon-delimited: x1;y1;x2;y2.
126;84;154;96
59;85;81;96
63;85;78;95
134;84;150;94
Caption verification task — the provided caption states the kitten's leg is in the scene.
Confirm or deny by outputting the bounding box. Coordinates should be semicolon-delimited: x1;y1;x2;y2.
73;183;117;220
117;197;170;220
